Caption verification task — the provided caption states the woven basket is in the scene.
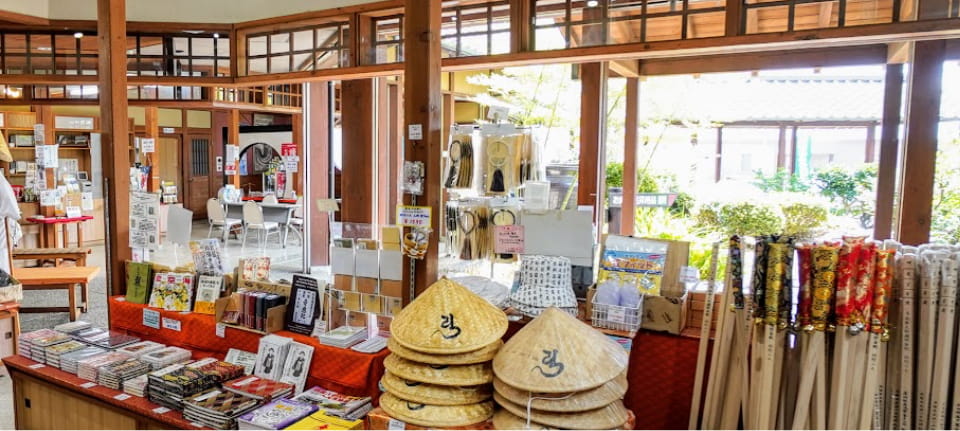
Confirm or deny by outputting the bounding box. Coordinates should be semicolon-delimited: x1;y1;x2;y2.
0;276;23;303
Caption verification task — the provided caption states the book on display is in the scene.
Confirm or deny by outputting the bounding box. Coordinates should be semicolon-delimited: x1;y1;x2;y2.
293;386;372;419
237;398;318;430
182;389;261;430
223;375;294;401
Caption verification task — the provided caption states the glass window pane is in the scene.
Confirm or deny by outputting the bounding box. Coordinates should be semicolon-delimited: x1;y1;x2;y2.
248;57;267;75
30;34;52;54
270;34;291;54
292;52;312;71
269;55;291;73
248;35;268;56
192;37;214;58
292;30;313;52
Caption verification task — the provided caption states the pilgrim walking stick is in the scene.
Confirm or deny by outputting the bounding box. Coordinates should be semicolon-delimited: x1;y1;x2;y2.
719;236;747;430
914;251;943;430
927;253;957;429
846;241;876;428
858;246;893;429
703;241;738;429
828;238;860;430
688;241;721;430
897;253;917;430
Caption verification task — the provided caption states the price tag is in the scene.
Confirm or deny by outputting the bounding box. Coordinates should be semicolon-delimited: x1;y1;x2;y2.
152;407;171;414
80;382;97;389
190;422;204;428
493;225;524;254
216;323;226;338
388;418;406;430
143;308;160;329
608;307;627;324
679;266;700;284
407;124;423;140
396;205;431;228
114;393;132;401
115;297;126;302
28;363;46;369
162;317;182;332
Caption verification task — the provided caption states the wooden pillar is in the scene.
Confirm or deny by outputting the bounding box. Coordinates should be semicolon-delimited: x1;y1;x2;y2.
292;112;303;196
864;124;877;163
97;0;131;295
34;106;58;247
578;62;608;228
403;0;442;301
377;78;396;227
897;40;945;245
229;109;240;188
715;127;723;182
144;107;159;192
874;64;904;240
510;0;532;52
620;77;639;236
725;0;743;35
388;81;403;225
340;79;375;224
776;125;788;170
308;83;331;266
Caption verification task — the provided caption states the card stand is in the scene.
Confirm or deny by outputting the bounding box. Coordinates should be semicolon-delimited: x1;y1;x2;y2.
214;293;287;335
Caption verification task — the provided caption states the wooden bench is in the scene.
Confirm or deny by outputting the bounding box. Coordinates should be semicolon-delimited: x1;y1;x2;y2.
13;267;100;321
12;247;90;267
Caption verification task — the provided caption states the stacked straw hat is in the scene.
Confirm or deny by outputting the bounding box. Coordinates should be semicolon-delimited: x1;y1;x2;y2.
381;278;508;427
491;307;631;430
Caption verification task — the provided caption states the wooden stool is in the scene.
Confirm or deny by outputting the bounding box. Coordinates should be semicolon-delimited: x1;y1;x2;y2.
12;247;91;267
13;267;100;321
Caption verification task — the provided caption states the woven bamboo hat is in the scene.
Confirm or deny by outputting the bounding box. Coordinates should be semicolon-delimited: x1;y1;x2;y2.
391;278;508;354
493;307;628;393
385;354;493;386
492;409;556;430
493;370;627;412
381;371;492;405
380;392;494;428
388;337;502;365
494;392;629;430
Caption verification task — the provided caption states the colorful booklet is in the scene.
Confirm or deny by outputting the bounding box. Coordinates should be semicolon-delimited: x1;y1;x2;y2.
237;398;318;430
285;411;364;430
125;261;154;304
194;275;223;314
293;386;372;418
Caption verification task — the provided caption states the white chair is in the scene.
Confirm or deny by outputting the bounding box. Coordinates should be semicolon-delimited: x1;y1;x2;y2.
242;201;281;249
285;197;304;246
262;194;279;204
207;198;242;242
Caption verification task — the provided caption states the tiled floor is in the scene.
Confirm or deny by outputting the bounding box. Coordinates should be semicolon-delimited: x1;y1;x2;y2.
0;220;318;429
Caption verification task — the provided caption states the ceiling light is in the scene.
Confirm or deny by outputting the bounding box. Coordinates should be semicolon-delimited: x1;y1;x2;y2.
213;33;220;39
184;30;204;34
74;32;83;38
5;87;22;98
450;16;458;21
37;46;51;51
587;0;599;6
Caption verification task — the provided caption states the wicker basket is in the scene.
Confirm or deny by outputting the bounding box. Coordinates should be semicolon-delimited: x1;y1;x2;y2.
0;276;23;303
591;294;643;333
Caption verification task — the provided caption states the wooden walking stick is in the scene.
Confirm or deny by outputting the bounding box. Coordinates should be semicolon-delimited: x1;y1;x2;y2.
915;251;943;430
748;236;770;430
927;252;957;429
756;240;790;430
859;246;893;429
828;238;860;430
847;241;877;428
897;253;917;430
719;236;747;430
688;241;721;430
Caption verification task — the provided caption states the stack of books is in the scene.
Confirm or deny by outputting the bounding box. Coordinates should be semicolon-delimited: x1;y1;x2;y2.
318;326;367;349
98;357;152;390
54;320;92;334
44;340;88;368
77;352;131;382
148;363;213;410
223;376;294;402
71;328;140;349
237;398;318;430
18;329;72;362
141;346;192;370
182;389;261;430
293;386;373;421
117;340;166;358
190;359;246;385
124;374;150;397
59;346;108;374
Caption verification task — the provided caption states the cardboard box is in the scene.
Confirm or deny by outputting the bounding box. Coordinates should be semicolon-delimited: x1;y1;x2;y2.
334;274;354;292
362;294;383;314
342;291;362;312
356;277;378;294
641;293;688;335
686;291;722;338
380;279;403;298
355;249;380;278
214;293;286;335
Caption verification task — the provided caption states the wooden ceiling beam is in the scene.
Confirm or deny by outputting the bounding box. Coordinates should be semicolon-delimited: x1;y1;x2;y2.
609;59;641;77
638;44;888;75
0;10;50;26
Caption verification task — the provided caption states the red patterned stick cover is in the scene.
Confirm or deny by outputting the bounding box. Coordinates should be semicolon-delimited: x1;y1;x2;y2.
870;248;894;334
851;241;877;331
797;244;814;330
834;238;862;326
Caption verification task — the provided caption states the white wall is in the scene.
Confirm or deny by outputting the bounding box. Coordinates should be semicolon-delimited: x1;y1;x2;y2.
45;0;377;23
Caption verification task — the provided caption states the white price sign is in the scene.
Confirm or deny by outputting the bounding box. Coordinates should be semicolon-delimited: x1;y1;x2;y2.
396;205;432;228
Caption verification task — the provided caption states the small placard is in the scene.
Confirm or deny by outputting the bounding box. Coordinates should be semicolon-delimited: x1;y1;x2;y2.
486;105;510;122
387;418;406;430
679;266;700;284
397;205;432;228
28;363;46;369
162;127;175;134
80;382;97;389
407;124;423;140
140;138;155;154
608;307;627;324
114;393;132;401
152;407;171;414
494;225;524;254
162;317;182;332
216;323;226;338
66;206;82;218
143;308;160;329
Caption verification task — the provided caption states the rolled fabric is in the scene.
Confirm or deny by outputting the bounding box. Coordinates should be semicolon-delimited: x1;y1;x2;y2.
870;248;894;335
811;242;840;332
797;244;814;330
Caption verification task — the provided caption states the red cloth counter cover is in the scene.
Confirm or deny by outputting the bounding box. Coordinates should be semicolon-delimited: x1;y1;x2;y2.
108;296;388;402
26;215;95;224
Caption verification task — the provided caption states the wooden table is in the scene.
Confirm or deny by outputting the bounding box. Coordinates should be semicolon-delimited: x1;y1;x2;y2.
13;266;99;321
25;215;94;249
225;202;302;247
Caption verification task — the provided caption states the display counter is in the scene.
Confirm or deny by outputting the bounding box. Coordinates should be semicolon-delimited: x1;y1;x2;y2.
108;296;388;401
4;354;202;430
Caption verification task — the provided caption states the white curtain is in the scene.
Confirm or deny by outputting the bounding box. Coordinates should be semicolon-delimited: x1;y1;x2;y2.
0;174;21;274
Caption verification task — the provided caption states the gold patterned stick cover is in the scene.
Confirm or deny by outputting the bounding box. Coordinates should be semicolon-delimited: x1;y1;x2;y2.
870;248;894;335
764;242;789;327
811;242;840;332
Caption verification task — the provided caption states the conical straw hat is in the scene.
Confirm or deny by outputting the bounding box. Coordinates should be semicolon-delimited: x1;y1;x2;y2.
381;371;492;405
385;354;493;386
388;337;502;365
391;278;508;354
379;392;494;428
492;409;556;430
494;392;629;430
0;133;10;163
493;307;628;392
493;370;627;412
